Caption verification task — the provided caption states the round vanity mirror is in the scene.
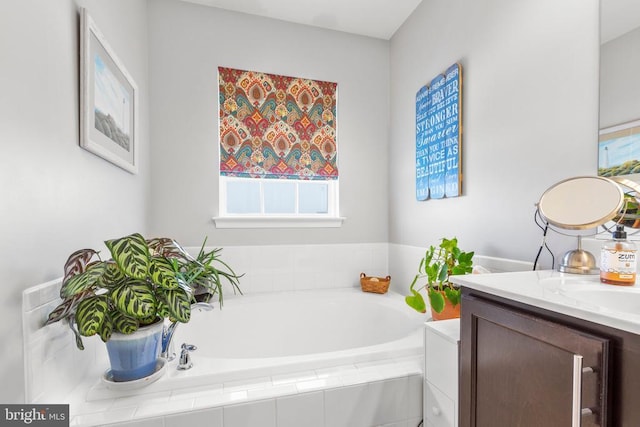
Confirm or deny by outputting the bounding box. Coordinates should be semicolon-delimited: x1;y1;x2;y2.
538;176;625;230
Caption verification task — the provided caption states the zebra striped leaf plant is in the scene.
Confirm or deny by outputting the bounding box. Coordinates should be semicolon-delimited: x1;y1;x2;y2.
46;232;242;350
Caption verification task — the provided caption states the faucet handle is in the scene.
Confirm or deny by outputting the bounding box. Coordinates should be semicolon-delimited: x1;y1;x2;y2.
177;343;197;370
182;343;197;352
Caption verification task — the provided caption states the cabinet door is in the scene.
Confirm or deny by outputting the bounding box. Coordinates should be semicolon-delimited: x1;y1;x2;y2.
460;293;610;427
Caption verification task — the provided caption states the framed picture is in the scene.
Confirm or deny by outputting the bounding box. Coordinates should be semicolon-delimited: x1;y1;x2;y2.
598;118;640;178
416;63;462;201
80;8;138;174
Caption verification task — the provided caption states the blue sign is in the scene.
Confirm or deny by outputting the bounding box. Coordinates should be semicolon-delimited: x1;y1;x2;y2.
415;63;462;200
416;85;430;200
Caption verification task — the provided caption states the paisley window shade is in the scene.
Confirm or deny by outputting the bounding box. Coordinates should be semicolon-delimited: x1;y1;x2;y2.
218;67;338;180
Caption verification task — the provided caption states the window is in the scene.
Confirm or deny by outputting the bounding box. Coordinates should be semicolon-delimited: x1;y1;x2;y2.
214;67;342;228
220;177;338;216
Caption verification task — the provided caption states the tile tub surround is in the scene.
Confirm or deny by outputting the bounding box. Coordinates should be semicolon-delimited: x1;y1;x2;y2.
22;278;106;405
24;242;426;425
23;243;389;404
200;243;389;294
70;356;423;426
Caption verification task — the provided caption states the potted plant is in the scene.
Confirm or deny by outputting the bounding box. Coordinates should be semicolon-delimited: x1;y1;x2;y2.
405;237;474;320
45;233;242;381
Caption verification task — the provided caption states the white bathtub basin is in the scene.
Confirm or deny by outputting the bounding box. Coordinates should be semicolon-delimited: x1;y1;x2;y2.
86;287;425;400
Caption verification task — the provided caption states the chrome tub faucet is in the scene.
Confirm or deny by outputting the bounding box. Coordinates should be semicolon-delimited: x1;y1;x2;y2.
161;302;213;361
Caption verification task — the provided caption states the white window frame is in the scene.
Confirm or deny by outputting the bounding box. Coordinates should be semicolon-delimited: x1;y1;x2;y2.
213;176;344;229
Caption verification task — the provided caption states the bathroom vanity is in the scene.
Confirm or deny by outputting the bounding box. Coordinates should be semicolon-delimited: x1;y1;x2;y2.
451;271;640;427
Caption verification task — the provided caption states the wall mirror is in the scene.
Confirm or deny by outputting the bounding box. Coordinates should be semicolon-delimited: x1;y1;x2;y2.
599;0;640;180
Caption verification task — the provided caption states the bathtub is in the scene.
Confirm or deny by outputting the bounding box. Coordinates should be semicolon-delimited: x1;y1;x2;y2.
86;288;424;398
72;288;425;425
173;287;422;376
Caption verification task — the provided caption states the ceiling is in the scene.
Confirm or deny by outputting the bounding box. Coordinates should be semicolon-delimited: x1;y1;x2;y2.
179;0;640;46
180;0;424;40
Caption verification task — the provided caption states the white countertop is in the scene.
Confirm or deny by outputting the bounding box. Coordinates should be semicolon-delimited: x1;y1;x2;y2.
450;270;640;335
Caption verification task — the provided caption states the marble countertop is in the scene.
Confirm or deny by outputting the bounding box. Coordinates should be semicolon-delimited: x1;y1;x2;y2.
450;270;640;335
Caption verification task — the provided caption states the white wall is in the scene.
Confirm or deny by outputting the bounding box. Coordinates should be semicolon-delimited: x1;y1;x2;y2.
147;0;390;246
600;26;640;128
388;0;600;264
1;0;149;403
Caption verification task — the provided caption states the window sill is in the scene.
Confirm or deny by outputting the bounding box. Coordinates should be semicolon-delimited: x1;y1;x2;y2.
212;216;346;229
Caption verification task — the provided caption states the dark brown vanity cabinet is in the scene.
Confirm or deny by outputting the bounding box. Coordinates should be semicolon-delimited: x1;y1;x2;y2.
460;288;640;427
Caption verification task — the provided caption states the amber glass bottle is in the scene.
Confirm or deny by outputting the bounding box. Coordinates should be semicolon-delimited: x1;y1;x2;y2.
600;225;637;286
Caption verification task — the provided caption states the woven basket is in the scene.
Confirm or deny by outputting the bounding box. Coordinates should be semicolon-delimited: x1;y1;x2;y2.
360;273;391;294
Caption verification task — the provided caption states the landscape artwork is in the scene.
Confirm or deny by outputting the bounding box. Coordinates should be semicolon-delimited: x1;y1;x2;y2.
599;119;640;177
80;8;138;174
93;53;131;152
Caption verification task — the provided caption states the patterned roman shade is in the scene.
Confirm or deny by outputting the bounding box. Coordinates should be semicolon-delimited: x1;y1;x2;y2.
218;67;338;180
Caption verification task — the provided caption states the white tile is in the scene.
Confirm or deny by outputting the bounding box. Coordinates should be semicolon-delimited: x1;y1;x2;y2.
272;370;317;385
134;397;194;418
164;407;223;427
251;245;293;270
23;279;61;311
107;417;163;427
193;390;240;410
248;384;297;400
315;364;358;378
291;245;320;274
324;383;373;427
37;351;77;401
348;245;374;276
72;406;137;426
371;243;390;278
355;359;397;370
407;374;423;419
273;271;297;292
223;399;276;427
170;383;223;401
271;270;295;292
379;421;409;427
43;327;74;361
250;272;275;293
394;356;424;375
368;377;409;425
223;376;272;392
111;391;171;408
329;246;353;275
70;399;114;416
276;391;324;427
340;371;373;387
357;363;408;381
314;269;342;289
296;377;343;392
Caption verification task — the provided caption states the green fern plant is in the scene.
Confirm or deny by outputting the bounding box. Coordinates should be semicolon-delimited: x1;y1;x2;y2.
45;233;242;349
405;237;474;314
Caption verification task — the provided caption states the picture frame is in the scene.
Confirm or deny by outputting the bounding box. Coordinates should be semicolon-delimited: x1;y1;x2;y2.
598;118;640;178
80;8;138;174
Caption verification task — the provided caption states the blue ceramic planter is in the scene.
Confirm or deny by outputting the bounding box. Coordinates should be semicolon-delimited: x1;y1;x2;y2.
105;321;164;382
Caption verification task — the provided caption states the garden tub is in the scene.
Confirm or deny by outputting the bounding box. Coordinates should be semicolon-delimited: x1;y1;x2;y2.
86;287;424;399
68;287;426;425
